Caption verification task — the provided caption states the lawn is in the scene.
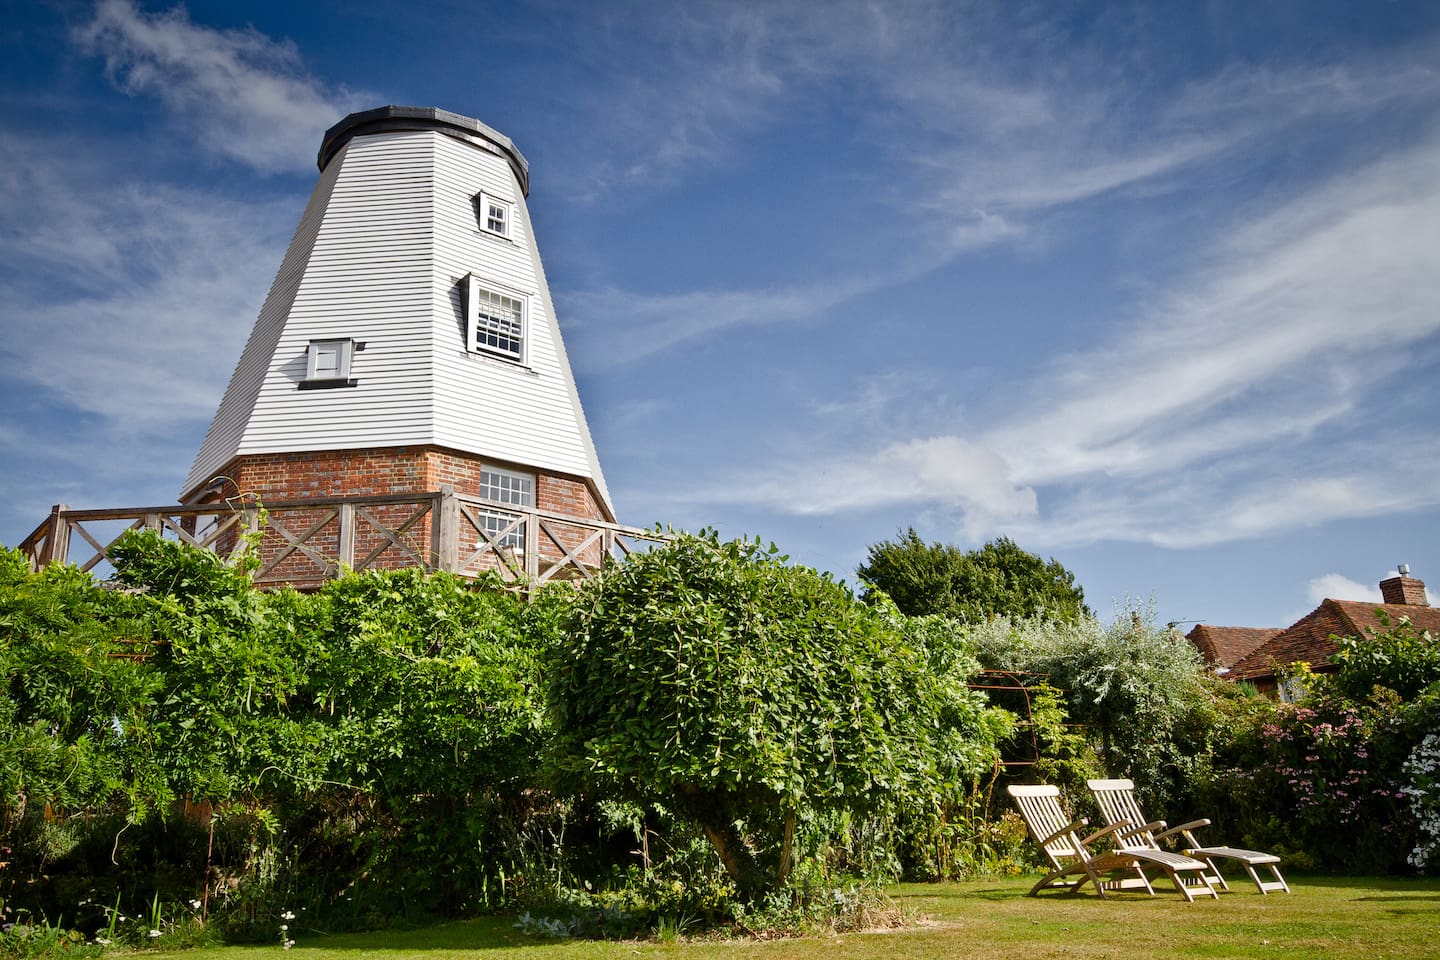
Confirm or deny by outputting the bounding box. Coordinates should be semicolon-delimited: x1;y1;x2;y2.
152;875;1440;960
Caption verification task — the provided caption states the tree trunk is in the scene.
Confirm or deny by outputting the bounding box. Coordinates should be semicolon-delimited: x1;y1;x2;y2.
776;807;795;885
677;785;763;895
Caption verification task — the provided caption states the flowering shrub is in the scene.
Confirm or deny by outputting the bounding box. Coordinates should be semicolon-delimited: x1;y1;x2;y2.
1202;697;1416;870
1403;732;1440;872
1189;617;1440;873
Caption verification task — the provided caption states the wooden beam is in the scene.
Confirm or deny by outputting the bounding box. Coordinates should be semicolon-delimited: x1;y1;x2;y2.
354;502;429;571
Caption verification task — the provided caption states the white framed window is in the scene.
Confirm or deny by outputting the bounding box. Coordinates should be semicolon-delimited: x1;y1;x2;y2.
304;338;355;384
479;466;533;550
467;275;526;362
476;191;514;239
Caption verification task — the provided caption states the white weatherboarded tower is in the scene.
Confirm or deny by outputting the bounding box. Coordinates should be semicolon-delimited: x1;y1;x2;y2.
184;106;614;553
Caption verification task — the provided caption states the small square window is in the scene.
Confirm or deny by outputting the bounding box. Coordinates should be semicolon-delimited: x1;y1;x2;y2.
476;192;514;239
466;275;526;362
304;338;355;385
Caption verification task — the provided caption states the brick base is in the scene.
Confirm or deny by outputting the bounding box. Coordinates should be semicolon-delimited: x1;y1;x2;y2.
191;445;608;585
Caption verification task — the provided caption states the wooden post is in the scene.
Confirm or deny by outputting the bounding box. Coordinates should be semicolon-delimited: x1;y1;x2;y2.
41;503;70;567
524;504;539;585
337;502;356;572
434;486;458;573
235;506;261;564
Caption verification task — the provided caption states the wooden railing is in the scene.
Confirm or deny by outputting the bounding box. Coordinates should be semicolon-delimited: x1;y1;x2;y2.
17;487;668;591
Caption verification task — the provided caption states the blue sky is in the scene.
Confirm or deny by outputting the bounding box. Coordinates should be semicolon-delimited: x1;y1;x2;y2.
3;0;1440;629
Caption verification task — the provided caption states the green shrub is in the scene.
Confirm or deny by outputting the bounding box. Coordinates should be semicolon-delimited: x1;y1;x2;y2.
548;531;1007;900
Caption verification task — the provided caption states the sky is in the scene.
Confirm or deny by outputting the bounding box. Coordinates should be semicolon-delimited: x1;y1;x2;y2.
3;0;1440;630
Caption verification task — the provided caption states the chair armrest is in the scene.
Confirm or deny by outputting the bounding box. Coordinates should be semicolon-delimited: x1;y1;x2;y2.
1154;818;1210;842
1080;819;1133;847
1118;818;1166;839
1040;817;1091;848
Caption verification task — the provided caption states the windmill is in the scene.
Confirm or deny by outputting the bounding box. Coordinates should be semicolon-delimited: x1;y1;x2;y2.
182;106;618;583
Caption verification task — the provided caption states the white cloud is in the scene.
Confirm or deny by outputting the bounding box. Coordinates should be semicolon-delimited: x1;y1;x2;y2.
683;435;1035;533
75;0;370;173
994;131;1440;487
0;136;293;426
560;8;1440;364
561;277;874;368
1307;574;1382;605
672;126;1440;548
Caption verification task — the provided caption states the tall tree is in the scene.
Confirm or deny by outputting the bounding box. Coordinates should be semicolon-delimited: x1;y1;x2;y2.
858;530;1088;622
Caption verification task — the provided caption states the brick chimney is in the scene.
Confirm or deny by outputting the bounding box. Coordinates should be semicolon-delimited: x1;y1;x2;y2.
1379;564;1429;606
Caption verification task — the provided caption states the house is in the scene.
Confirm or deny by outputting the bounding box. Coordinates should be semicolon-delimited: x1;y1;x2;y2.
1184;624;1281;673
1218;567;1440;697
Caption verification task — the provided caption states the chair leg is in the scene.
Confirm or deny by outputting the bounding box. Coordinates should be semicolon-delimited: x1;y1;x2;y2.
1030;867;1092;898
1202;857;1230;891
1170;869;1220;902
1101;865;1156;896
1243;863;1290;895
1081;863;1110;900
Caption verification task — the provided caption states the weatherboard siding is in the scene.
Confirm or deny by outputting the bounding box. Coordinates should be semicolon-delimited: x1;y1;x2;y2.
183;144;347;496
428;132;598;483
184;123;612;517
235;131;438;460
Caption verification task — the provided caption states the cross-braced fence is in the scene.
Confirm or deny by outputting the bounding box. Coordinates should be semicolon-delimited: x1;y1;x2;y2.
18;487;668;592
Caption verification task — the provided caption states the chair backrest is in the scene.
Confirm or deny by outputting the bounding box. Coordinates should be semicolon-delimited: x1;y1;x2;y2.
1008;784;1084;863
1087;778;1157;848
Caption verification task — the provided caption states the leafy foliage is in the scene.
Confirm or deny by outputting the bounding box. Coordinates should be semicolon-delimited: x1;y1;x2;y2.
548;531;1007;898
1;533;558;939
966;607;1220;811
857;530;1088;622
1324;612;1440;702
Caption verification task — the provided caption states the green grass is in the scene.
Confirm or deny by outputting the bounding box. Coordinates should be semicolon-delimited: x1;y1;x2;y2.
145;875;1440;960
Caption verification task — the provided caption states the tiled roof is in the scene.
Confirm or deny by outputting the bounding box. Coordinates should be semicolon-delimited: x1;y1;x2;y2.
1228;600;1440;682
1185;625;1281;669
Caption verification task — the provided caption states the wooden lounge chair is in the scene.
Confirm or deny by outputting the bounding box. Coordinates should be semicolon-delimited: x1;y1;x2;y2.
1008;784;1218;901
1087;778;1289;895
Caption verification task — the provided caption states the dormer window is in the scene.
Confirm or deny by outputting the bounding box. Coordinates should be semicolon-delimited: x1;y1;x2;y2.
302;338;357;388
467;275;526;363
477;192;514;239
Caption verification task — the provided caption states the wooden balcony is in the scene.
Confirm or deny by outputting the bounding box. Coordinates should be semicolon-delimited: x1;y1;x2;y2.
18;486;668;592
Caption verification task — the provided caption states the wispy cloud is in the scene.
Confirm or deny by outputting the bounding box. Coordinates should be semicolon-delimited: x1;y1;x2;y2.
678;125;1440;548
558;6;1440;363
1307;573;1383;605
0;135;293;425
75;0;370;173
995;131;1440;486
560;276;877;368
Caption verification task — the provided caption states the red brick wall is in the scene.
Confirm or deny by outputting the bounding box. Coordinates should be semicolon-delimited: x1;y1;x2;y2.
201;445;608;585
223;447;430;500
538;473;602;520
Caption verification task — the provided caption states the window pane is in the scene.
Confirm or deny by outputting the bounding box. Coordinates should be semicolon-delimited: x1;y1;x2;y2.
480;511;525;549
487;203;507;233
473;286;523;359
481;469;533;506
